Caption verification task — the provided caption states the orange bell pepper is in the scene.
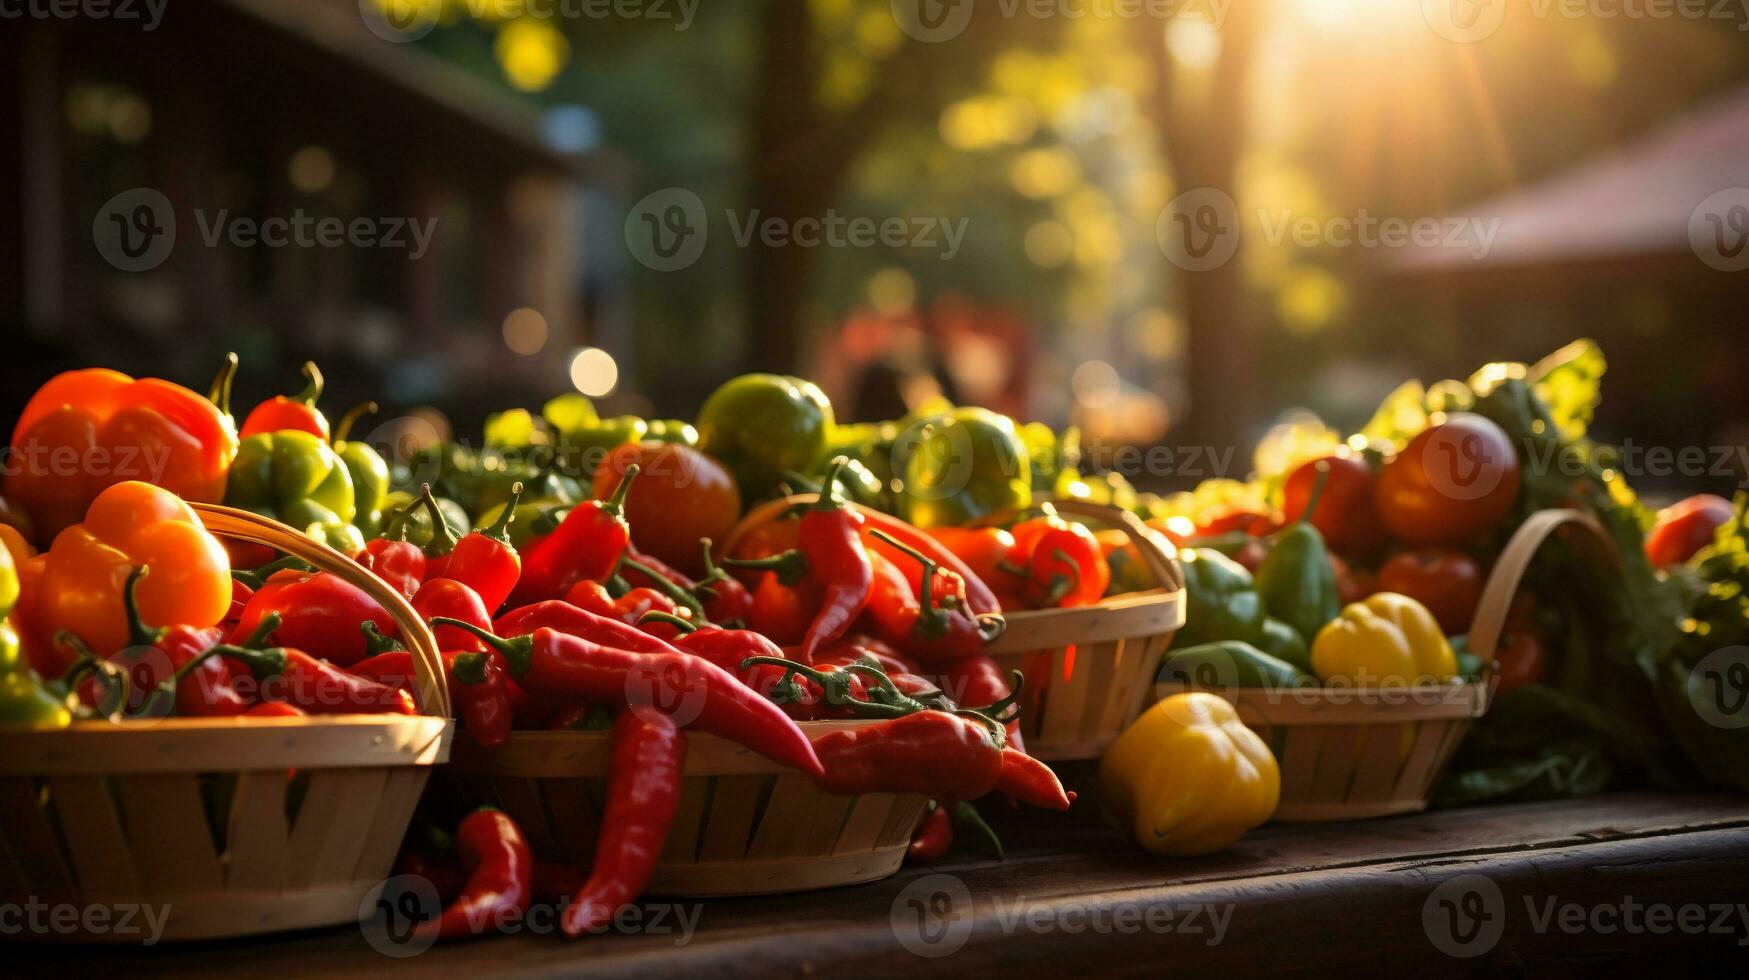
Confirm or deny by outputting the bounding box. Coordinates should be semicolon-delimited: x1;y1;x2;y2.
37;482;232;677
5;365;237;542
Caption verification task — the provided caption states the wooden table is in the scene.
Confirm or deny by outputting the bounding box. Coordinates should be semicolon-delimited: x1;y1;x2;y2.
20;788;1749;976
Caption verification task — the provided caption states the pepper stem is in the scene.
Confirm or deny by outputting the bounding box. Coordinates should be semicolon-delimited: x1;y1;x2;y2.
619;556;710;623
812;457;850;511
208;352;239;418
121;566;165;649
601;463;640;517
334;401;377;445
721;548;808;587
955;802;1005;859
293;361;324;406
868;528;952;637
240;612;283;650
636;610;699;635
429;618;532;676
1299;461;1331;527
480;482;523;543
418;484;460;556
361;621;404;655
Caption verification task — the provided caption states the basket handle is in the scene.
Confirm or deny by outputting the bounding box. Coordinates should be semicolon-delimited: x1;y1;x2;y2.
191;503;451;719
1465;508;1618;664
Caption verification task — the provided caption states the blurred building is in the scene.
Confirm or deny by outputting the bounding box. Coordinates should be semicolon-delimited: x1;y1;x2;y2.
0;0;600;427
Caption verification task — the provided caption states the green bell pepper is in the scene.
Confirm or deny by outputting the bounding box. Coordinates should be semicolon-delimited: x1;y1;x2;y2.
696;374;835;499
381;489;471;551
1176;547;1266;648
1160;641;1313;690
333;403;390;538
226;431;358;543
0;547;70;727
899;407;1031;528
1254;467;1340;644
1256;616;1312;673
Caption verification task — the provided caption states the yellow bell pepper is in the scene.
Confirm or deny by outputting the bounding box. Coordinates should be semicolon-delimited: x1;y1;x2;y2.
1310;591;1458;686
1099;692;1279;856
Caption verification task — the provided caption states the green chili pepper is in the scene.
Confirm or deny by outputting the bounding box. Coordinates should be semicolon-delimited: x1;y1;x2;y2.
644;419;698;446
1160;641;1313;690
1175;548;1266;648
381;489;471;550
557;415;647;480
1254;463;1341;645
898;407;1031;529
333;402;390;538
696;374;835;499
226;430;358;542
472;470;582;546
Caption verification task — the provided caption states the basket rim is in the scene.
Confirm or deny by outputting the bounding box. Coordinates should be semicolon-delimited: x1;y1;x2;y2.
447;718;878;778
1155;678;1491;723
987;585;1184;652
0;714;453;775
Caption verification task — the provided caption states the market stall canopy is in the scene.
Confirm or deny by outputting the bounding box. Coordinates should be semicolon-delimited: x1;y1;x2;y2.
1392;83;1749;273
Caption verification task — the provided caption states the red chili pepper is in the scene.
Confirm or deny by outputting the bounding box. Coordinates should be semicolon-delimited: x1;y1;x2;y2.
928;526;1026;610
238;361;329;441
994;748;1072;810
1014;519;1109;608
447;650;514;748
420;807;532;942
907;802;954;862
810;710;1004;800
862;549;922;648
227;568;398;668
440;622;823;778
546;703;613;731
745;572;818;648
561;710;685;938
856;507;1001;615
940;654;1024;753
866;529;1005;665
565;580;679;628
218;631;416;715
361;503;428;600
244;701;307;717
395;850;467;905
412;578;494;655
644;616;814;709
509;465;639;607
224;578;254;631
496;599;683;656
532;861;587;904
442;482;523;612
696;539;752;624
733;460;871;662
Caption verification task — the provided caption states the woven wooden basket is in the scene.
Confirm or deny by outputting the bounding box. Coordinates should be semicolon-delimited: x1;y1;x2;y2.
444;721;928;897
1157;509;1612;822
726;497;1186;762
0;504;453;942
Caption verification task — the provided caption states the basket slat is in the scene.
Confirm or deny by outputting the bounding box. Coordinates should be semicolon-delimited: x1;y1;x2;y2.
349;767;429;888
746;774;822;859
698;776;762;862
121;775;222;895
47;776;141;901
287;768;391;891
225;770;291;892
833;793;899;855
1347;725;1408;803
0;778;78;901
661;780;711;864
537;777;599;867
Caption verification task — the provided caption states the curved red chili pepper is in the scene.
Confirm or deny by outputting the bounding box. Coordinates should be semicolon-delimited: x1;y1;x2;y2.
442;483;523;612
496;599;683;656
441;622;823;778
993;748;1072;810
855;507;1000;615
1021;522;1110;608
864;529;1005;665
941;654;1024;753
745;572;818;649
907;802;954;862
218;640;416;715
509;465;638;606
696;539;752;625
420;808;532;941
810;710;1004;800
794;461;872;661
561;710;685;938
413;578;494;655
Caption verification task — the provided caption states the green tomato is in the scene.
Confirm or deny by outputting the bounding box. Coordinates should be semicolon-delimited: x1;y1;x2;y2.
898;407;1031;528
696;374;834;499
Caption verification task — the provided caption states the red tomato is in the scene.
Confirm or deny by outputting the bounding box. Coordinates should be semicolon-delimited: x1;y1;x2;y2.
1375;414;1521;547
1377;548;1484;634
1645;494;1733;568
1283;453;1385;556
1492;593;1546;697
594;442;741;577
1327;553;1377;606
1193;507;1278;538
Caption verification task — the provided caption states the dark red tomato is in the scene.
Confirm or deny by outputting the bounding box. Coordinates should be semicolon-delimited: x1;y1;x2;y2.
595;442;741;577
1377;548;1483;634
1194;507;1279;538
1493;593;1546;697
1645;494;1733;568
1328;553;1377;606
1375;414;1521;547
1283;453;1384;556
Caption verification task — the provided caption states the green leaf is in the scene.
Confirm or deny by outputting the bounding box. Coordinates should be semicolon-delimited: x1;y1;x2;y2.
1530;338;1606;441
